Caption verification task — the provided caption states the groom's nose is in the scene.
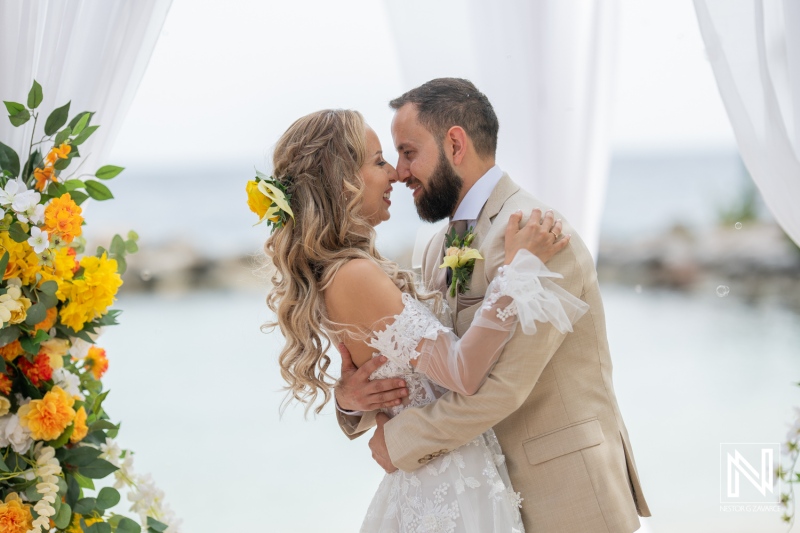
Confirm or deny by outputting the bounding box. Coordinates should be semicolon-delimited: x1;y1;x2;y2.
395;157;412;183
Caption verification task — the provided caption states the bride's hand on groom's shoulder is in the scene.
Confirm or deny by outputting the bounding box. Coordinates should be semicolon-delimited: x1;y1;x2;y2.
335;343;408;412
504;208;571;265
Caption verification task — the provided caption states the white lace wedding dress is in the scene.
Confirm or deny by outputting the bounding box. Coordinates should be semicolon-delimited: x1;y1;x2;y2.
359;250;589;533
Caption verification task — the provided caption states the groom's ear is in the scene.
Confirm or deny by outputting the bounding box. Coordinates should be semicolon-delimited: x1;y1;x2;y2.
445;126;468;166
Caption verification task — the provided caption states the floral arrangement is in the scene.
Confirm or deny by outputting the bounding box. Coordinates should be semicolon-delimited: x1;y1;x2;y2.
779;387;800;529
440;226;482;297
0;81;179;533
245;172;294;231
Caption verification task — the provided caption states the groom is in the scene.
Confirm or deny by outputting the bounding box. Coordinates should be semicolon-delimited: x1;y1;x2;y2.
336;78;650;532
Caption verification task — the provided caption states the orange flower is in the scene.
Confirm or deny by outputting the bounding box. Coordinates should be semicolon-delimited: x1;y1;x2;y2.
0;493;33;533
69;406;88;443
18;386;76;441
18;353;53;386
0;374;11;395
44;143;71;165
33;307;58;334
33;166;56;192
85;346;109;379
0;340;23;362
44;194;83;243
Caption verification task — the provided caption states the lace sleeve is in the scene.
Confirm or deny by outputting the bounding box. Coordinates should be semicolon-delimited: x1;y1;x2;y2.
413;249;590;395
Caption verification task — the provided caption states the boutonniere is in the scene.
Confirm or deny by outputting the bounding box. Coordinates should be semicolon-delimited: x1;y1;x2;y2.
246;170;294;232
439;226;483;297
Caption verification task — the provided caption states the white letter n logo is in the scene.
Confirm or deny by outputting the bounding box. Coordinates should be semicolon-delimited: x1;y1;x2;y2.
727;448;774;497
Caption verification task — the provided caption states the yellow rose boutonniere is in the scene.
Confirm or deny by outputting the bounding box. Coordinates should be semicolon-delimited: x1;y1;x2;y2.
439;226;483;297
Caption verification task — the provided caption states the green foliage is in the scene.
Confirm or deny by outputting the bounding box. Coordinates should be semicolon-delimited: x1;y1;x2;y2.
96;165;124;180
27;80;43;109
0;140;20;178
44;101;71;136
116;517;143;533
4;101;30;127
86;179;114;201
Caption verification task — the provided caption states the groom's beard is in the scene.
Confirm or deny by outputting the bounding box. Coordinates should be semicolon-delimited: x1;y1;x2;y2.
414;148;463;223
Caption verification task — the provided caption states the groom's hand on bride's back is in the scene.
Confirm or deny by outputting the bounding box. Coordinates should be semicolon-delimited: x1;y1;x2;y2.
335;343;408;412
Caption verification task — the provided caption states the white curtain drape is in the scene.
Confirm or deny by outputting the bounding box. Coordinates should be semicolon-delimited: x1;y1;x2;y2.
384;0;618;258
694;0;800;246
0;0;172;173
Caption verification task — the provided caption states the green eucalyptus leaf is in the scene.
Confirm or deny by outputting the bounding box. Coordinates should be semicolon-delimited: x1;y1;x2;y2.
73;496;97;515
38;279;58;295
24;483;42;502
0;251;9;276
36;292;57;309
86;522;112;533
147;517;169;533
125;239;139;253
0;325;20;347
23;302;46;325
53;502;71;529
77;457;118;479
73;472;95;490
85;180;113;201
44;101;71;136
110;235;125;257
127;230;139;241
0;141;20;178
9;222;29;243
27;80;43;109
116;517;142;533
95;165;124;180
72;124;99;146
96;486;121;510
62;446;102;467
54;126;72;146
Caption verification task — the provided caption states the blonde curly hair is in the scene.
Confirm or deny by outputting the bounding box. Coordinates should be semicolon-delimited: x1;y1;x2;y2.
263;109;436;415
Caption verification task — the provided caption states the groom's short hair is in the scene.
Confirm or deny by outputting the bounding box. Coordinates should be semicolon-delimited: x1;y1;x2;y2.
390;78;498;158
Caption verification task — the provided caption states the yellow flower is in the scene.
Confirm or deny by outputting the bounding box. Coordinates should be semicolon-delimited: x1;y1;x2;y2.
38;246;78;300
18;386;76;441
439;247;483;270
0;396;10;417
44;193;83;243
45;143;71;166
0;285;32;324
246;180;270;219
0;492;33;533
257;180;294;220
33;165;56;192
85;346;109;379
59;253;122;331
70;406;88;443
66;514;103;533
0;232;40;285
40;338;69;369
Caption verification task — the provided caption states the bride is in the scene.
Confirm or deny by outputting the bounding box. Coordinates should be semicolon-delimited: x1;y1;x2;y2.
256;109;586;532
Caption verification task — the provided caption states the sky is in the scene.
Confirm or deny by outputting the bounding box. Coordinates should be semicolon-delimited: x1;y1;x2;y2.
109;0;737;169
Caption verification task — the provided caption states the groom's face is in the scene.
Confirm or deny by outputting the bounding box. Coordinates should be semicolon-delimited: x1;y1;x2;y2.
391;104;462;222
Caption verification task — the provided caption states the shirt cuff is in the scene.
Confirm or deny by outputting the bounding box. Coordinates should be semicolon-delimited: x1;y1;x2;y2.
335;398;363;417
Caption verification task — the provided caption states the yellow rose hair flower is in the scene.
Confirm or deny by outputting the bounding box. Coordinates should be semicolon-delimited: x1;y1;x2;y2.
44;193;83;243
247;174;293;231
18;386;76;441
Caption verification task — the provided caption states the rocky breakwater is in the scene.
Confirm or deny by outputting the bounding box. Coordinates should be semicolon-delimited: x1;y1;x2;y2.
597;222;800;310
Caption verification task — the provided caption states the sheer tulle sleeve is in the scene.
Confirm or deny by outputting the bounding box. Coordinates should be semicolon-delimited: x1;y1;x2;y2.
412;249;589;395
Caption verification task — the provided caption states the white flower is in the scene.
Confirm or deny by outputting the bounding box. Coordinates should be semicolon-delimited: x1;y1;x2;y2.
0;414;33;454
18;203;45;225
100;437;123;467
0;179;27;207
12;189;41;221
52;368;84;400
114;453;136;489
27;226;49;254
27;444;62;533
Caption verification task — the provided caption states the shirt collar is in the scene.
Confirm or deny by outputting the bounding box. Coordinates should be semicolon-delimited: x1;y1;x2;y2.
452;165;503;222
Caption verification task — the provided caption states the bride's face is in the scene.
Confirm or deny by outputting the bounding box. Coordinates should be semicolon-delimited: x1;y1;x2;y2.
359;126;398;226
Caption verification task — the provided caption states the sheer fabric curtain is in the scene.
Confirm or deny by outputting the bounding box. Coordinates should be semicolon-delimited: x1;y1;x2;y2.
384;0;618;258
694;0;800;246
0;0;172;172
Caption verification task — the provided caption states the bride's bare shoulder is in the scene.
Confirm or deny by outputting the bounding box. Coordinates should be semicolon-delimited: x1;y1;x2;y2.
324;259;403;325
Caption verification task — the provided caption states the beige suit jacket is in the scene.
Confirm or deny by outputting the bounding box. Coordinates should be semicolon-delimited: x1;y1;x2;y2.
337;175;650;532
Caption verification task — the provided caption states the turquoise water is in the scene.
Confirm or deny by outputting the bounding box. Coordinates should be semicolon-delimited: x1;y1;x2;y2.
97;284;800;533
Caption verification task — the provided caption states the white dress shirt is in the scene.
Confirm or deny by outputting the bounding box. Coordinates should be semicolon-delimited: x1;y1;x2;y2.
336;165;505;416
